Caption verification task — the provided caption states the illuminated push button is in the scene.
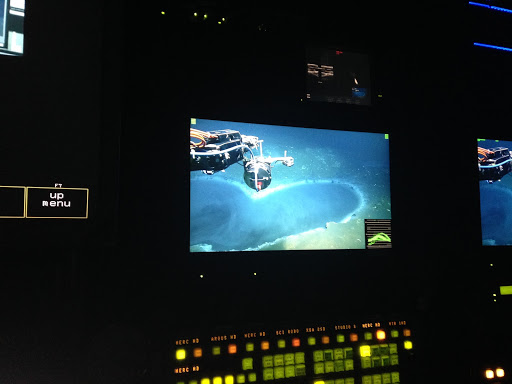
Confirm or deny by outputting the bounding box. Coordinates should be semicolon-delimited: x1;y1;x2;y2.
344;359;354;371
345;377;355;384
314;362;325;374
381;355;390;367
274;367;285;380
379;344;389;355
390;330;399;338
284;353;294;365
313;350;324;362
344;347;354;359
404;340;413;350
284;365;295;378
325;361;334;373
403;329;411;337
322;335;330;344
376;330;386;340
262;356;273;368
295;352;305;364
324;349;333;361
194;348;202;358
391;372;400;384
485;369;495;379
236;374;245;384
292;338;300;347
390;355;399;366
273;354;284;367
325;380;334;384
334;379;345;384
246;343;254;352
371;345;380;356
176;349;186;360
497;368;505;378
372;374;382;384
336;334;345;343
364;332;372;341
213;376;222;384
334;360;345;372
190;380;198;384
295;364;306;376
228;344;237;354
243;357;254;370
261;341;270;351
361;357;371;369
349;333;358;342
225;376;234;384
334;348;344;360
308;337;316;346
263;368;274;381
314;381;325;384
360;345;371;357
201;379;210;384
248;373;256;383
277;339;285;349
389;343;397;354
362;376;372;384
371;356;381;367
381;373;391;384
212;346;221;355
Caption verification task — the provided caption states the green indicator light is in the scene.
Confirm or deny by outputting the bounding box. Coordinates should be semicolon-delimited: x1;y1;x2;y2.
212;346;221;355
379;344;389;355
243;358;254;370
295;352;305;364
273;354;284;366
236;375;245;384
277;340;285;348
274;367;285;380
384;133;389;139
346;379;355;384
391;372;400;383
371;345;380;356
325;361;334;373
381;355;390;366
284;353;294;365
371;356;382;367
246;343;254;352
344;347;353;359
262;356;273;368
389;343;397;354
361;357;371;369
477;138;486;142
390;330;399;338
324;349;333;361
372;374;382;384
308;337;316;346
362;376;372;384
314;362;325;374
334;348;344;360
325;380;334;384
364;332;372;340
336;334;345;343
500;285;512;295
345;359;354;371
190;381;198;384
390;355;399;366
334;360;344;372
382;373;391;384
334;379;344;384
262;368;273;381
284;365;295;378
295;364;306;376
313;350;324;362
248;373;256;382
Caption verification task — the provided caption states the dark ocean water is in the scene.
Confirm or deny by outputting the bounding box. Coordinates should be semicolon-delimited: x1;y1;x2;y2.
190;119;391;251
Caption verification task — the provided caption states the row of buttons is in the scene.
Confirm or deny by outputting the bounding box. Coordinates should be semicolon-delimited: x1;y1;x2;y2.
314;372;400;384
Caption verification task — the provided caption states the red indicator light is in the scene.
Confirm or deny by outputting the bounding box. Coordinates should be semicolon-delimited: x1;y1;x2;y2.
336;50;343;55
292;338;300;347
349;333;358;342
228;344;237;354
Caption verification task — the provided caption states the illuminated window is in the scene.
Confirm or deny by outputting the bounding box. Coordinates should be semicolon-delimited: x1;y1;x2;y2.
228;344;237;354
403;329;411;337
194;348;202;358
322;336;330;344
404;340;413;350
376;330;386;340
360;345;371;357
496;368;505;378
336;334;345;343
225;375;234;384
308;337;316;346
278;339;286;348
176;349;186;360
485;369;494;379
349;333;358;342
292;338;300;347
246;343;254;352
261;341;270;351
213;377;222;384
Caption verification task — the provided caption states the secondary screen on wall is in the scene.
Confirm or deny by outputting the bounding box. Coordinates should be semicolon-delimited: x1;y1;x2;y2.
190;118;392;252
0;0;25;56
478;138;512;246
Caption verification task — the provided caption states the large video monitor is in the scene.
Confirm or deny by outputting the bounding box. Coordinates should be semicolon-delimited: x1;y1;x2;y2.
478;138;512;246
190;118;391;252
0;0;25;56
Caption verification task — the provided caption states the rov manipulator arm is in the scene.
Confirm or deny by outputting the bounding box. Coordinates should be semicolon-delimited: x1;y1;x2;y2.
190;127;294;191
478;146;512;183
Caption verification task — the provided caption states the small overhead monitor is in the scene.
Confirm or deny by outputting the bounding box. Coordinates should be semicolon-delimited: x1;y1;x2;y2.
478;138;512;245
0;0;25;56
306;46;371;105
190;118;391;252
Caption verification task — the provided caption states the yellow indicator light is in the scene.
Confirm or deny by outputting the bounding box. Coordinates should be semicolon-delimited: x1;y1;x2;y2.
176;349;186;360
314;381;325;384
485;369;494;379
500;285;512;295
193;13;198;17
236;374;245;384
161;11;166;15
404;340;413;350
349;333;358;342
376;330;386;340
194;348;202;358
225;376;234;384
228;344;237;354
213;377;222;384
403;329;411;337
261;341;269;350
496;368;505;378
308;337;316;346
360;345;371;357
322;336;330;344
246;343;254;352
201;379;210;384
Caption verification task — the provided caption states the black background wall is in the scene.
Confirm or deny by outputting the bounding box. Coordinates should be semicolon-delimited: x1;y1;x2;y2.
0;0;510;383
